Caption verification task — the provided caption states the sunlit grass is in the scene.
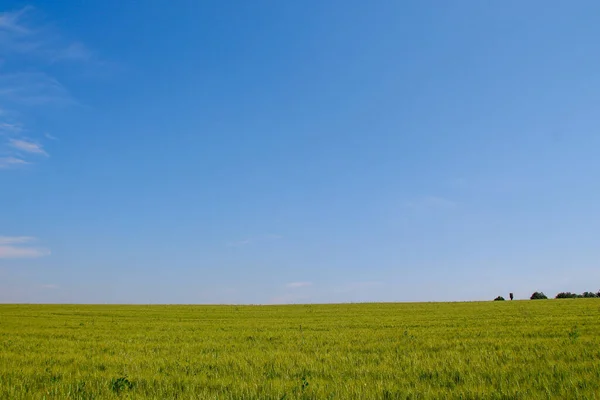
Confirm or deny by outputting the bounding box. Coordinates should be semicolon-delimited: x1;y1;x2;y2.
1;300;599;399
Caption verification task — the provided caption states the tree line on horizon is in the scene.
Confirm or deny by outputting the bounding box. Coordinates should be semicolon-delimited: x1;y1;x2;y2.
494;290;600;301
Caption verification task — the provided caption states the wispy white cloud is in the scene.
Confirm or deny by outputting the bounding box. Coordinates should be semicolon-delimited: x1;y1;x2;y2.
9;138;47;155
0;122;22;133
0;247;50;259
0;6;94;62
0;236;36;244
39;284;58;289
0;156;28;168
0;6;32;34
0;72;74;107
0;6;97;169
0;236;50;259
53;41;93;62
227;238;252;247
286;281;312;288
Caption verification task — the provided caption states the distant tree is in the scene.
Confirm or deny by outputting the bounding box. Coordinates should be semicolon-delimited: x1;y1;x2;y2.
509;293;514;300
556;292;578;299
494;296;505;301
530;292;548;300
547;291;598;299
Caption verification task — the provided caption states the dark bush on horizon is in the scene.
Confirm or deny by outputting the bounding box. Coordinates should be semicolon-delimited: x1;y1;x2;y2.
555;291;598;299
556;292;580;299
494;296;505;301
530;292;548;300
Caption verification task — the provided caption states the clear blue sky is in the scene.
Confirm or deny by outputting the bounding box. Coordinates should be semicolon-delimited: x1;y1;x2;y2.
1;1;599;304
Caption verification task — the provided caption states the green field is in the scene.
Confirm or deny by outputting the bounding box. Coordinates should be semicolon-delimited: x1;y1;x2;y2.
1;300;599;399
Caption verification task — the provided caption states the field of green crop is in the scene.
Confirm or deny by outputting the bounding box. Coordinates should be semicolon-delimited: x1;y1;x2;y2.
1;300;599;399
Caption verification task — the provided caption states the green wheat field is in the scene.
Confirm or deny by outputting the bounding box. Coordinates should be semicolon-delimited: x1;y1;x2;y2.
1;300;599;399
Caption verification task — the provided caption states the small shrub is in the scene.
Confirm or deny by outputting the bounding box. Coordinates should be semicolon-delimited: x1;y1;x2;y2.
493;296;505;301
582;292;598;298
300;375;310;395
568;326;580;342
110;377;134;393
530;292;548;300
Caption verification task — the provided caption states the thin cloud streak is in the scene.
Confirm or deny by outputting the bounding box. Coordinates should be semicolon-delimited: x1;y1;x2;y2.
53;41;93;62
0;6;102;170
0;72;75;107
0;122;22;133
9;138;47;155
0;245;49;258
0;6;32;34
39;284;59;289
0;236;50;259
0;6;94;62
0;236;36;244
227;238;251;247
0;156;28;168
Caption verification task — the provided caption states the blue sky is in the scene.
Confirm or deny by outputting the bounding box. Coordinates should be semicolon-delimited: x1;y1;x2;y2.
1;1;599;304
